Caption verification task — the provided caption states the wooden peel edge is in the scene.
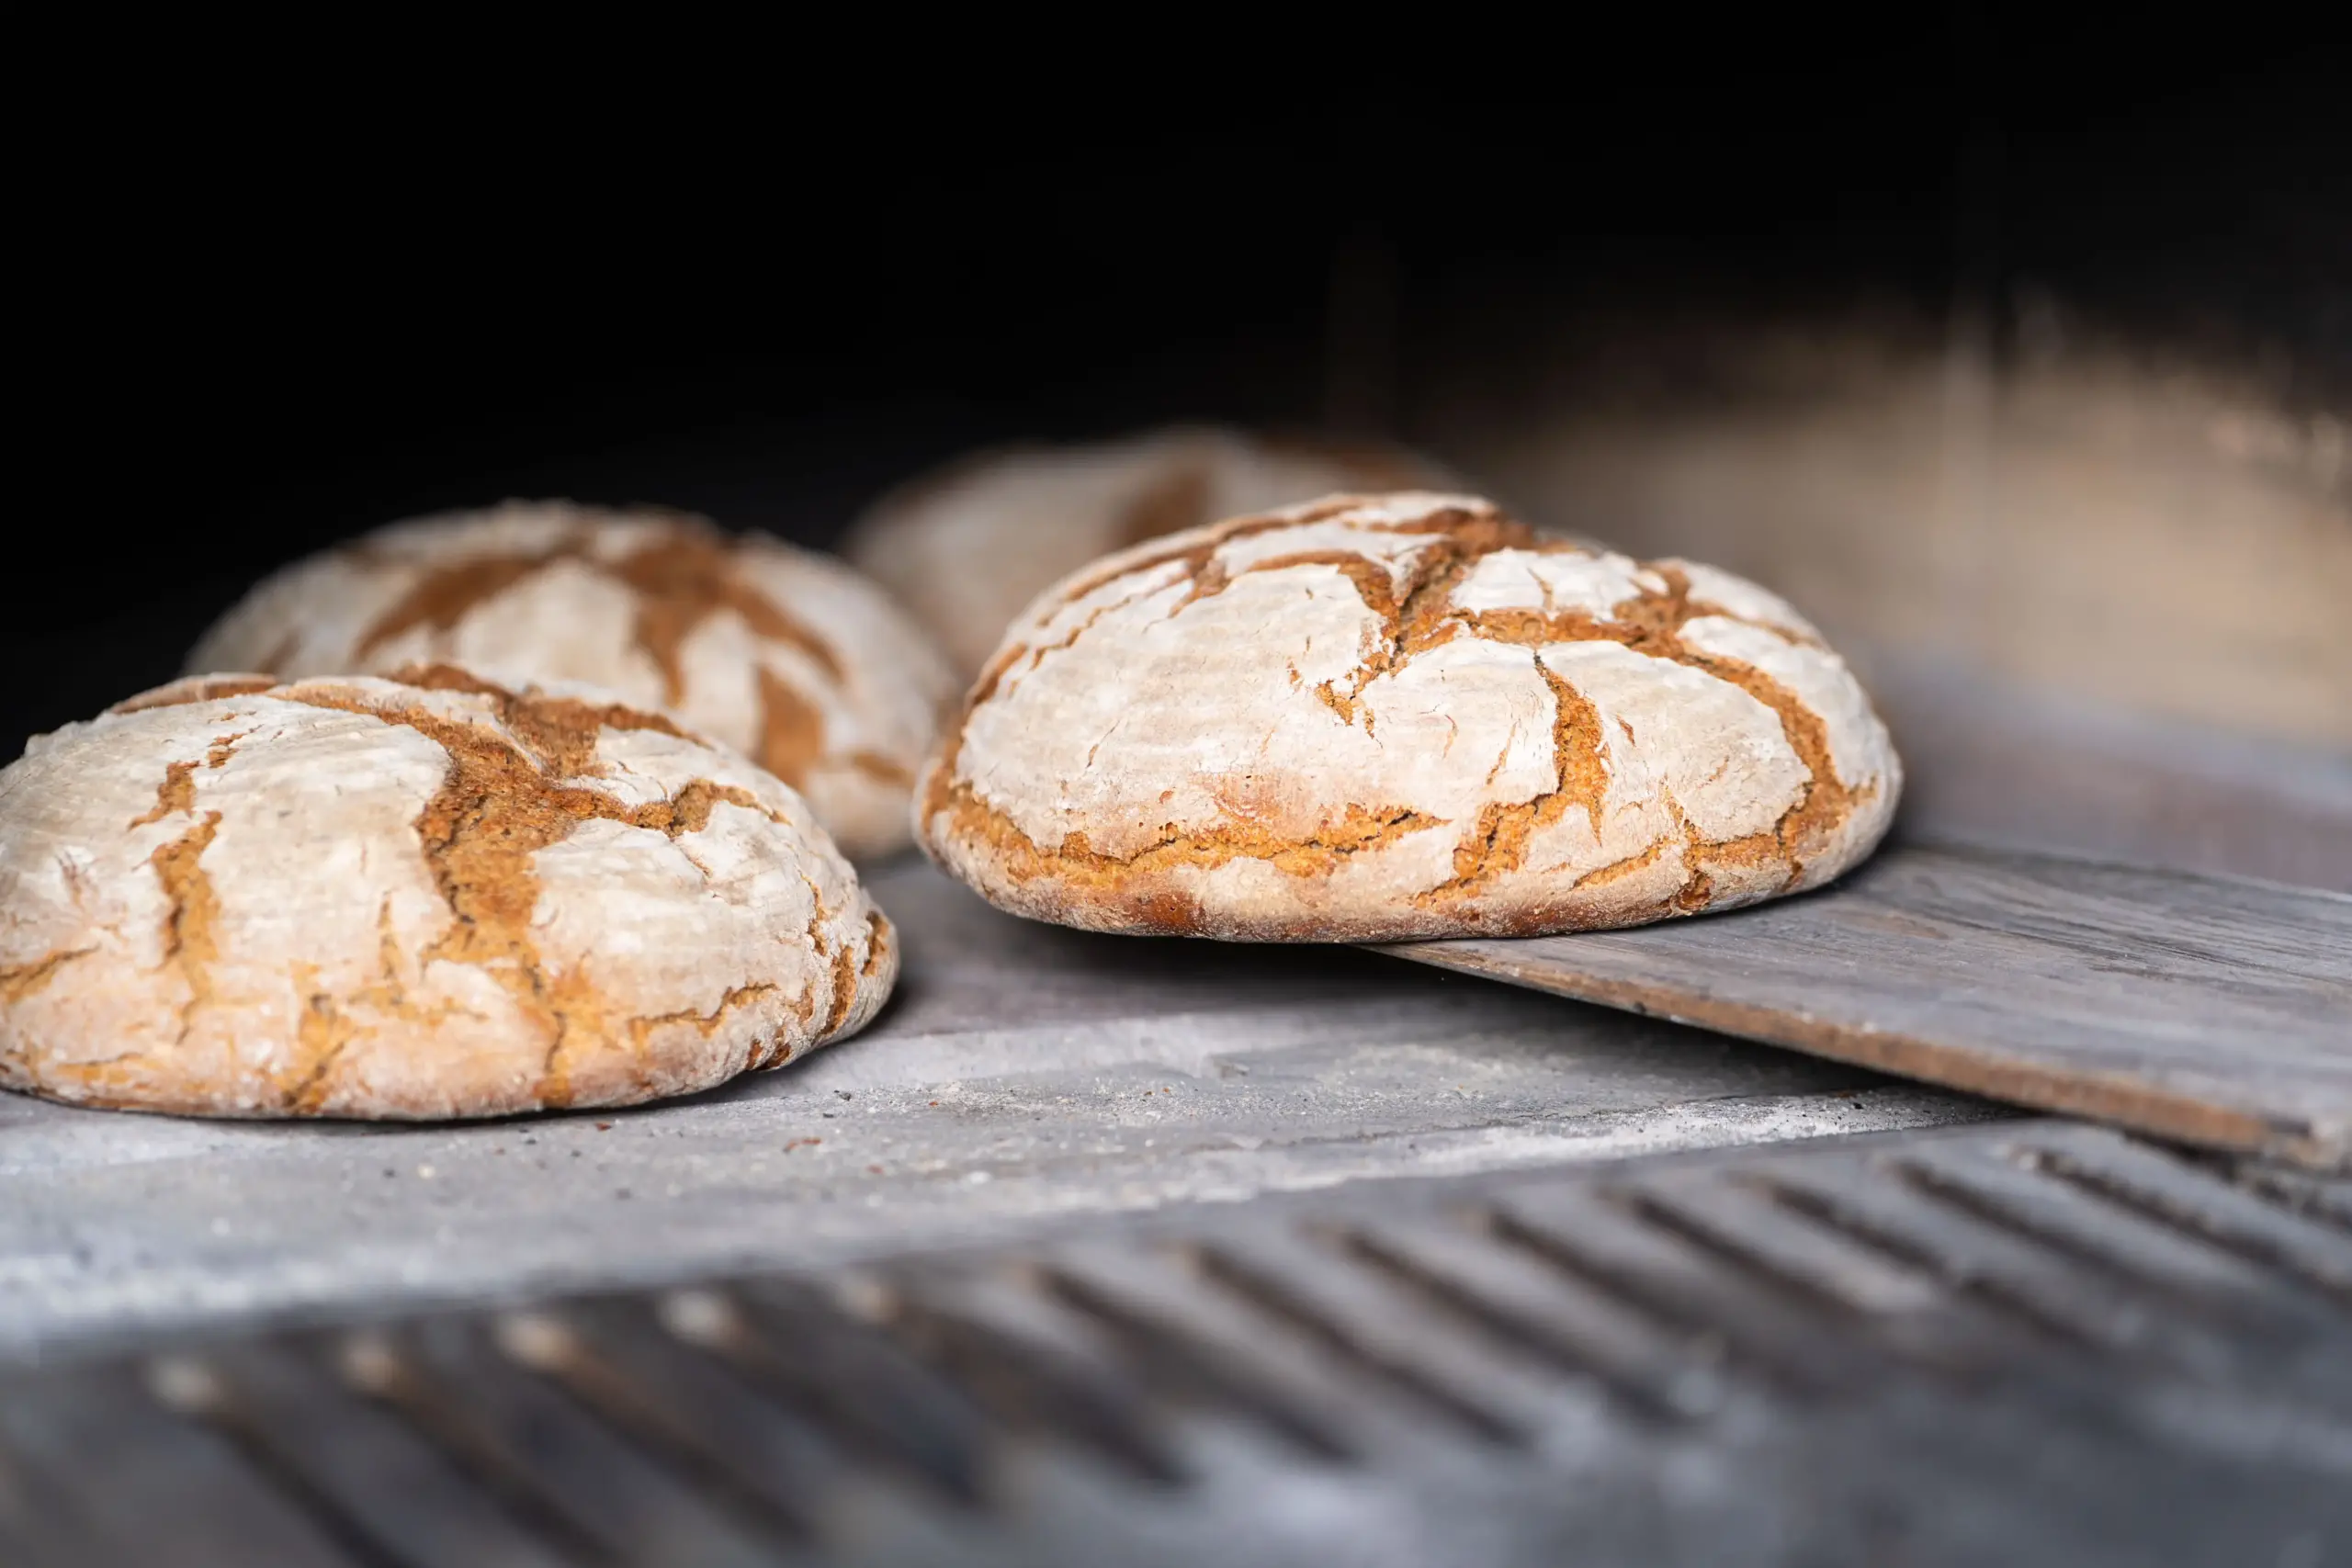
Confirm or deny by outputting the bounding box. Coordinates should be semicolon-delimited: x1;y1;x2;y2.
1374;939;2348;1174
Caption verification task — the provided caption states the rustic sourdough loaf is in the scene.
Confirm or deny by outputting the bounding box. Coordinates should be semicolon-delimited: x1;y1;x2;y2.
0;666;894;1118
187;502;956;859
844;425;1451;678
918;493;1900;941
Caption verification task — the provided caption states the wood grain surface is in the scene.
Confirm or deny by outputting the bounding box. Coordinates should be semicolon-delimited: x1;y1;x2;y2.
1380;843;2352;1170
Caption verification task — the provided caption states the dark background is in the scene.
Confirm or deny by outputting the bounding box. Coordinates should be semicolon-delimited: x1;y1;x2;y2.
14;17;2346;759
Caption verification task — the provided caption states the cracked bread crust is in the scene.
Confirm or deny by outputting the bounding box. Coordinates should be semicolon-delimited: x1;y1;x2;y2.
0;667;895;1119
186;502;958;860
917;493;1901;942
843;425;1455;678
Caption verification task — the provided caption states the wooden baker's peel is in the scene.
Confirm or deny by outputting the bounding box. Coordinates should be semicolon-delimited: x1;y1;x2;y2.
1379;843;2352;1170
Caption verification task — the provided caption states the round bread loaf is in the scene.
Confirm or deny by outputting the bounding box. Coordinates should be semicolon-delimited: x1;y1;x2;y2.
917;493;1900;941
0;666;895;1119
187;502;956;859
843;425;1451;677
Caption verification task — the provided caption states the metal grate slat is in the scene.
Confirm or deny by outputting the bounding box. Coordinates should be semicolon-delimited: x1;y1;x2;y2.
181;1343;578;1568
2004;1126;2352;1302
1334;1216;1721;1423
384;1317;796;1567
9;1122;2352;1567
0;1363;365;1568
1486;1187;1887;1398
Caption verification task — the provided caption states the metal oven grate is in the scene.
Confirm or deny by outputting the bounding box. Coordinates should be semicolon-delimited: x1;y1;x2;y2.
5;1120;2348;1567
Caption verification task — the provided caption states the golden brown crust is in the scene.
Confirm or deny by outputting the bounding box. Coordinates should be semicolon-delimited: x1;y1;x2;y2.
107;674;281;715
753;667;828;789
261;671;810;1111
921;494;1895;941
1453;562;1863;885
352;517;844;711
0;948;96;1004
384;662;688;773
187;503;956;859
2;667;895;1118
605;525;847;691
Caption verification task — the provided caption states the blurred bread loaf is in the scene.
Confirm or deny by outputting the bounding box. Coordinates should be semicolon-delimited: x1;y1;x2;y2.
842;425;1453;677
188;502;957;859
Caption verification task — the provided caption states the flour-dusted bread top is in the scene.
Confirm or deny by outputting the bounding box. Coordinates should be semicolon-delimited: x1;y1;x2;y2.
187;502;958;860
843;425;1453;678
917;493;1900;942
0;666;895;1119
